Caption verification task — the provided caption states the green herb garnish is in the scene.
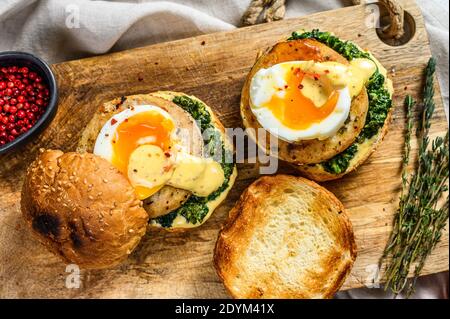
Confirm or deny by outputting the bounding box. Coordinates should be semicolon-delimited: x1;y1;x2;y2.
289;30;392;174
155;210;178;228
322;144;358;174
172;95;212;132
153;95;234;227
289;30;370;60
358;72;392;141
381;58;449;297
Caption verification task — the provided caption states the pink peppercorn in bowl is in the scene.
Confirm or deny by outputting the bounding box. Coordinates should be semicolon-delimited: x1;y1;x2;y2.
0;51;58;154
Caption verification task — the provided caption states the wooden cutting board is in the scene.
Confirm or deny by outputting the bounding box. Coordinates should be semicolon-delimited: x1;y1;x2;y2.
0;0;448;298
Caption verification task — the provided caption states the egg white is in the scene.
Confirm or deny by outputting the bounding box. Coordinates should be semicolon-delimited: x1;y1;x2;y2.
249;61;352;142
93;105;176;163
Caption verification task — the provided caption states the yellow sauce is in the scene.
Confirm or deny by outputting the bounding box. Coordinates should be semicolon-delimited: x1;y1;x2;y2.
348;58;378;97
169;152;224;197
155;166;238;229
293;58;377;103
128;144;225;200
127;145;172;199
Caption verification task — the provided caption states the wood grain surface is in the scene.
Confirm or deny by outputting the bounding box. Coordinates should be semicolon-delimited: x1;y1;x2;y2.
0;0;448;298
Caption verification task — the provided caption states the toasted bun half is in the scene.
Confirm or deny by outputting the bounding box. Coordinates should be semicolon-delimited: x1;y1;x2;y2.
21;150;149;269
241;38;369;165
214;175;356;299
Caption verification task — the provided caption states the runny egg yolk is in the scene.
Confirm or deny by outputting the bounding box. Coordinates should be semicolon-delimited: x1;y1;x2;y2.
264;68;339;130
111;110;175;199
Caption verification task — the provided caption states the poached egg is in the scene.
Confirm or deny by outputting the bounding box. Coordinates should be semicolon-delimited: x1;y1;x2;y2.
249;58;376;142
94;104;224;200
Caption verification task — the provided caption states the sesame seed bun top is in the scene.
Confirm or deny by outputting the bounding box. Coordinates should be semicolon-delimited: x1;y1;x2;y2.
21;149;149;269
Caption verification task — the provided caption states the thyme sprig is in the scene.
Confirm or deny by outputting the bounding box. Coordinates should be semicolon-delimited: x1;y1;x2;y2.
381;58;449;297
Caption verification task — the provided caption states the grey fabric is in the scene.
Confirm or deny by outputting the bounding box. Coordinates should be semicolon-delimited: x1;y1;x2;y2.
0;0;448;299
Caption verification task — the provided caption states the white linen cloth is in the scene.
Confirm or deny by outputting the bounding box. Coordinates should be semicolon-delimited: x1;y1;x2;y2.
0;0;447;113
0;0;448;299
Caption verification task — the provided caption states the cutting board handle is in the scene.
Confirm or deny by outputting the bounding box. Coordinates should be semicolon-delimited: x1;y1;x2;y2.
242;0;405;40
352;0;405;39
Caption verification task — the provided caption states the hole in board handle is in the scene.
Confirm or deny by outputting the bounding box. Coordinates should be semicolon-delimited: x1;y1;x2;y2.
376;7;416;46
